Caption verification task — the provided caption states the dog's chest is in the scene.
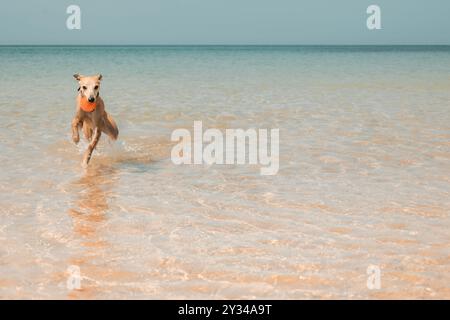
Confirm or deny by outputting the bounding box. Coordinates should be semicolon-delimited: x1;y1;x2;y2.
82;109;101;126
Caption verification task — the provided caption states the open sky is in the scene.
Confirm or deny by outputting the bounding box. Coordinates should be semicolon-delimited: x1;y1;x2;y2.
1;0;449;45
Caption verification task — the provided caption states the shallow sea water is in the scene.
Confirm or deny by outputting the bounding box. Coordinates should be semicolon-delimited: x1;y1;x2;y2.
0;46;449;299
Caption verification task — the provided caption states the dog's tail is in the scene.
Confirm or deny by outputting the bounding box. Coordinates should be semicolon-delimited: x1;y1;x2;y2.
102;112;119;140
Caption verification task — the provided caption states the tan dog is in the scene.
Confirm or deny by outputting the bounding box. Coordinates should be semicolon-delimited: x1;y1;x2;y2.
71;74;119;166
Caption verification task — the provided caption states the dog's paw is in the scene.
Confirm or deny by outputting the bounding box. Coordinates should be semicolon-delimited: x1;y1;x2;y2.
72;135;80;144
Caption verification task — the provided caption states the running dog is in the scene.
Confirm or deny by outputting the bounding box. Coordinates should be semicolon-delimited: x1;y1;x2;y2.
71;74;119;166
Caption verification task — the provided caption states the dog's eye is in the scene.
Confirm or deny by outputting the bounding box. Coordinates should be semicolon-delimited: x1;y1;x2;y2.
82;86;87;90
94;85;99;90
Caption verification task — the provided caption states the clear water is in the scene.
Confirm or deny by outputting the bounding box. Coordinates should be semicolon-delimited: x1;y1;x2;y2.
0;46;449;299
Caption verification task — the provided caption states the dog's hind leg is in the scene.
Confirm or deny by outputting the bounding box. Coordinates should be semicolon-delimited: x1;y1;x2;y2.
82;127;101;167
101;112;119;140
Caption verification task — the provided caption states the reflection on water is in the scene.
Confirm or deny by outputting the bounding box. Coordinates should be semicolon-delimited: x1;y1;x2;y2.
0;46;449;299
67;164;116;299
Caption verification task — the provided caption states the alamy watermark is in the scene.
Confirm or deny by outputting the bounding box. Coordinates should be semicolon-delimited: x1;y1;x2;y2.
367;5;381;30
171;121;279;175
366;265;381;290
66;265;82;290
67;4;381;31
66;5;81;30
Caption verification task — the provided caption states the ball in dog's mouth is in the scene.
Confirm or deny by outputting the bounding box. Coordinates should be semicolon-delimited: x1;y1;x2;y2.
80;96;97;112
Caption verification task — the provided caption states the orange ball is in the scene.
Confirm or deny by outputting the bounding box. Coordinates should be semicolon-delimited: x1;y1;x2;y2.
80;97;97;112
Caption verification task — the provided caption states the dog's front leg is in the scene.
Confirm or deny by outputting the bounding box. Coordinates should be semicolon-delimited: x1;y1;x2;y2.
71;116;81;144
82;127;101;167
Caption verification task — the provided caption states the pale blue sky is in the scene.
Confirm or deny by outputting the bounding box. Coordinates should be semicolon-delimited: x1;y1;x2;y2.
1;0;449;45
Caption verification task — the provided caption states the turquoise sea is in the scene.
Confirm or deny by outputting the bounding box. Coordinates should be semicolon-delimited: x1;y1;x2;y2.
0;46;449;298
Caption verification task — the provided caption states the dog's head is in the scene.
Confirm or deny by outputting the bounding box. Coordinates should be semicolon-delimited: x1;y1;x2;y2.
73;74;102;103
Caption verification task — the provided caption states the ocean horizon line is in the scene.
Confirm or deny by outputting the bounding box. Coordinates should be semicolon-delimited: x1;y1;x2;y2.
1;44;450;47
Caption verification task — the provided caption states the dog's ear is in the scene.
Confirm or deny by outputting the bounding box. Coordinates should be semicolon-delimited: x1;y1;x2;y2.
73;73;82;81
97;74;103;81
